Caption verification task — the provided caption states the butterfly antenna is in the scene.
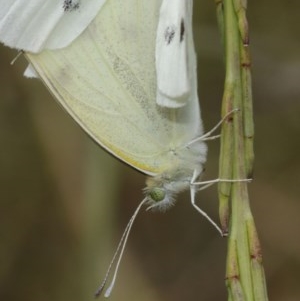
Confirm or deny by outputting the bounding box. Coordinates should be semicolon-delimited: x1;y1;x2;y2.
94;198;148;298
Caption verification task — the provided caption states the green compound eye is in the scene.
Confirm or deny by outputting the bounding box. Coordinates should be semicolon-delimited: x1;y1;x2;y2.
149;187;166;202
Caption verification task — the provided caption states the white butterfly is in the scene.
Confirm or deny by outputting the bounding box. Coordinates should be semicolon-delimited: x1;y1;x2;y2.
0;0;226;235
17;0;208;212
0;0;230;296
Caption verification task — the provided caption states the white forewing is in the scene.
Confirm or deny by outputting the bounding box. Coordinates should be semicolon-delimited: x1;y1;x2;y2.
0;0;106;52
25;0;206;176
155;0;195;108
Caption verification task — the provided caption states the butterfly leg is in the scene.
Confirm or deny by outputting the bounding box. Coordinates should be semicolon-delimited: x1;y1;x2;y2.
186;108;239;147
193;178;252;187
190;170;224;236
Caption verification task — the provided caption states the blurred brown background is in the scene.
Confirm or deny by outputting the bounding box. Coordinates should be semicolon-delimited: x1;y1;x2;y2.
0;1;299;301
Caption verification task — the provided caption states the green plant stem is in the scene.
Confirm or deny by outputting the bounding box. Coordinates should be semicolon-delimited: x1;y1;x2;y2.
216;0;234;233
215;0;269;300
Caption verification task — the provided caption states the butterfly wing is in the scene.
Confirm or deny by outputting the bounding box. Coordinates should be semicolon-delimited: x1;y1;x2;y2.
25;0;204;175
0;0;106;52
156;0;190;107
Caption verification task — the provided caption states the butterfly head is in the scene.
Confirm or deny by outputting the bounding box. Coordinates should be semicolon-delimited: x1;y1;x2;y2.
144;168;194;211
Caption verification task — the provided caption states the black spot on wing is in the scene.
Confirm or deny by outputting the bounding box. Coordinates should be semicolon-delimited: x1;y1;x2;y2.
63;0;80;12
164;20;185;45
164;26;176;45
180;19;185;42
